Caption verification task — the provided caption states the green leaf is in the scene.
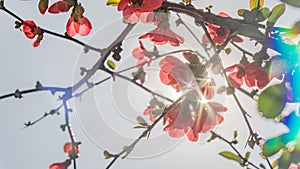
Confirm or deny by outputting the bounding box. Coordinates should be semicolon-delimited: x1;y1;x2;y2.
136;116;148;126
234;130;238;139
256;7;270;22
217;86;226;94
281;0;300;7
247;136;255;149
103;150;112;159
225;48;232;55
237;9;247;16
250;0;264;9
106;0;120;6
278;151;292;169
106;60;116;70
267;4;286;24
219;151;243;164
262;137;285;157
238;25;265;42
258;84;286;118
259;163;266;169
245;152;251;160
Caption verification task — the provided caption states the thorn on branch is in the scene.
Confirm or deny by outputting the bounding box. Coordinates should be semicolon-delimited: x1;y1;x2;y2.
60;124;67;132
14;89;22;99
35;81;43;90
15;21;21;29
24;121;32;127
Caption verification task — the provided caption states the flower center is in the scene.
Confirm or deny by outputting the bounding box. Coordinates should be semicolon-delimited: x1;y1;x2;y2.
130;0;143;8
216;27;226;37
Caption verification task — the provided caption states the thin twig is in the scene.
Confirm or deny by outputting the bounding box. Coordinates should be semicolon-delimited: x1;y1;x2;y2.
105;96;183;169
0;7;103;53
211;131;260;169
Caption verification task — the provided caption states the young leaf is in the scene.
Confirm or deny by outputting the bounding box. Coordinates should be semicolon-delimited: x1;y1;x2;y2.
106;60;116;70
225;48;232;55
256;7;270;22
219;151;243;164
136;116;148;126
245;152;251;160
267;4;286;24
103;150;112;159
247;136;255;149
233;130;238;139
278;151;292;169
259;163;266;169
257;84;286;118
237;9;247;16
281;0;300;7
38;0;49;15
262;137;285;157
106;0;120;6
217;86;226;94
250;0;264;10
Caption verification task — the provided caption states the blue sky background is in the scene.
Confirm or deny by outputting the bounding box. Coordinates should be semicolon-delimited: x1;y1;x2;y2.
0;0;300;169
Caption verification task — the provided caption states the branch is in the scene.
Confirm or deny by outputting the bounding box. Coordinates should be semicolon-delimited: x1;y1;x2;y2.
163;1;299;56
0;82;69;100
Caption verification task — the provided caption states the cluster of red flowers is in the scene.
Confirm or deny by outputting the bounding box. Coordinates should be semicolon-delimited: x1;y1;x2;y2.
118;0;184;61
43;0;92;37
117;0;163;24
22;0;92;47
225;61;270;89
142;54;227;141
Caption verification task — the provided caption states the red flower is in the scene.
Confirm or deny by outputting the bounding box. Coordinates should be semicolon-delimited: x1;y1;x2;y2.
159;56;190;92
202;12;243;45
163;106;194;138
225;62;270;89
48;0;71;14
159;56;211;92
118;0;163;24
22;20;42;47
187;102;227;142
163;100;226;142
22;20;38;39
66;16;92;37
63;142;79;157
156;55;227;141
49;163;68;169
139;23;184;46
289;164;300;169
132;41;154;68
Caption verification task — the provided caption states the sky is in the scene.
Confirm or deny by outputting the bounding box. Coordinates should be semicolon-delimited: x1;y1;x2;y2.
0;0;300;169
